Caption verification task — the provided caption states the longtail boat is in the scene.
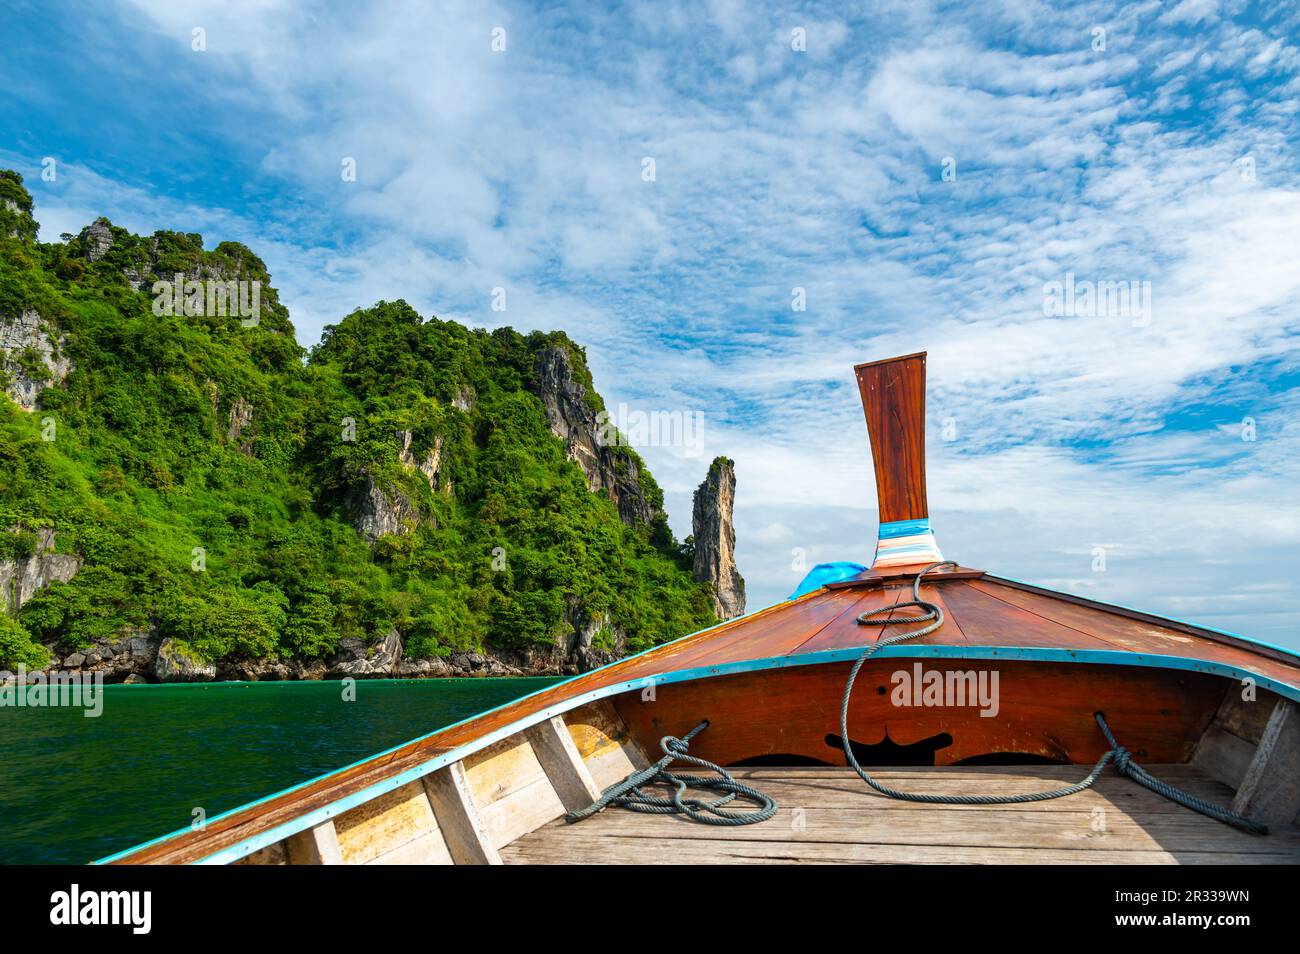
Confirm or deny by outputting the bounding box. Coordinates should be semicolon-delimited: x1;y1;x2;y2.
102;353;1300;865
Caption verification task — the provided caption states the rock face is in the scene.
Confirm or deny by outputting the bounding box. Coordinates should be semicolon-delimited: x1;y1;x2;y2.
1;527;82;612
79;218;114;261
40;628;165;683
327;628;405;677
532;345;658;527
350;474;420;543
75;218;252;294
1;309;73;411
25;614;617;682
225;397;254;449
558;600;625;673
349;429;450;543
397;429;446;493
154;637;217;682
692;457;746;619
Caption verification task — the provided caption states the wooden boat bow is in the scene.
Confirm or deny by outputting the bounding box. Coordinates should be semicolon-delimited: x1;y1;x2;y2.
99;353;1300;866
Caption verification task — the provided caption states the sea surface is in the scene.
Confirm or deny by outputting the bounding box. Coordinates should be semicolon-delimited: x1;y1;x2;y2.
0;677;561;864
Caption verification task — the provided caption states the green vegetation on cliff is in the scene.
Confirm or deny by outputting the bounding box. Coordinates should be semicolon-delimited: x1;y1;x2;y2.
0;171;714;671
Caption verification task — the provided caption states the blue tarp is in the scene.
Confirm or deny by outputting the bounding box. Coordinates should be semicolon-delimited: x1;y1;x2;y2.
788;561;869;600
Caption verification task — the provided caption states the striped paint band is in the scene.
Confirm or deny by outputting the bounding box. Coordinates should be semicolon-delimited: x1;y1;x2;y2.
872;517;943;568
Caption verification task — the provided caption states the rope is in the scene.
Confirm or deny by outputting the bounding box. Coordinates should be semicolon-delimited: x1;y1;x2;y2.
1094;711;1267;834
841;561;1268;834
566;561;1267;836
564;720;777;826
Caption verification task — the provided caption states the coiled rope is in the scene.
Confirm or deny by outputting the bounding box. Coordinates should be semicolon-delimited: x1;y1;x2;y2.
564;720;777;826
842;561;1267;834
567;561;1266;835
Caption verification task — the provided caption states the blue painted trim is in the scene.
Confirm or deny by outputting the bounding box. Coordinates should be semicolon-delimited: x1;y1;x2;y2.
102;640;1300;865
877;518;933;539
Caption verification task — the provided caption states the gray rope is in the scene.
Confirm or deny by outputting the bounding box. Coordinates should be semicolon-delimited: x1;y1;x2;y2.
565;720;777;826
842;561;1268;834
1094;710;1267;834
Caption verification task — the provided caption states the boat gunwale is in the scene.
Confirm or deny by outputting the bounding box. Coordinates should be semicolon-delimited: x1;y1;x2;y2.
94;587;826;865
98;633;1300;866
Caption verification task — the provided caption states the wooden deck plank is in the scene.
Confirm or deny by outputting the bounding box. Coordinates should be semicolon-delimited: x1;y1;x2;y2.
676;777;1242;814
790;585;904;654
500;765;1300;864
633;588;870;672
502;837;1299;865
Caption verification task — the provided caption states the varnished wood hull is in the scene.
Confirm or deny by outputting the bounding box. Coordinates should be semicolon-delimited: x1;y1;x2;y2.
98;655;1294;866
612;660;1227;767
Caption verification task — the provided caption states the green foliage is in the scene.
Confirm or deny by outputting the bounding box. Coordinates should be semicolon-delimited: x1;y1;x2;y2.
162;586;287;661
0;172;716;668
0;529;38;561
0;171;38;243
0;613;50;670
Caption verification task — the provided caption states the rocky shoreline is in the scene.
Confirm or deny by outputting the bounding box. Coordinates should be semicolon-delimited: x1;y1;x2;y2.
1;625;622;685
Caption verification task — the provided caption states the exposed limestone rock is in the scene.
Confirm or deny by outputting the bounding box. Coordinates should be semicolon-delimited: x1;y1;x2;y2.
121;630;162;666
560;600;625;673
0;196;30;239
452;386;475;412
532;345;658;527
366;627;403;674
79;218;114;261
154;637;217;682
1;527;82;612
396;656;452;677
52;627;166;683
349;474;420;543
692;456;746;619
1;309;73;411
225;396;254;453
476;600;625;676
397;429;446;493
42;619;612;680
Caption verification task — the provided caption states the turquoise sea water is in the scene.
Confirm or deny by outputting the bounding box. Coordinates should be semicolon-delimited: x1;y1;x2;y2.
0;677;560;865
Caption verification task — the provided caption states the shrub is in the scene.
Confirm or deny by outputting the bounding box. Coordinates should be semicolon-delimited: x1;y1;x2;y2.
0;614;51;670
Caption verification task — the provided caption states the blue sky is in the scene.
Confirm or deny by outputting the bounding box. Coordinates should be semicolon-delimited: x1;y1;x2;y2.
2;0;1298;646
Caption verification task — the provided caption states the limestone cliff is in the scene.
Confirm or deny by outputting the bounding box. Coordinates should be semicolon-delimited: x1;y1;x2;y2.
532;344;659;527
0;309;72;411
1;527;82;613
692;457;745;619
349;474;421;543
